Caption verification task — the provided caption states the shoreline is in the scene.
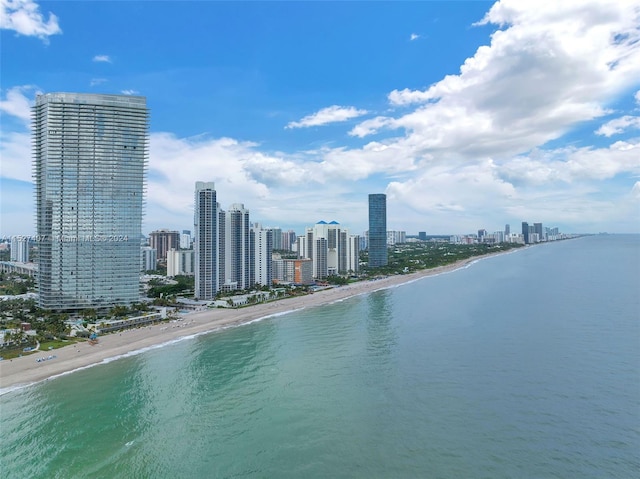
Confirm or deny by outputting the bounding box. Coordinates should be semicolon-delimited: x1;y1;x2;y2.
0;250;514;396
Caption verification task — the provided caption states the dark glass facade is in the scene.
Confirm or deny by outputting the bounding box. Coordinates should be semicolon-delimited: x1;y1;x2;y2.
368;194;388;267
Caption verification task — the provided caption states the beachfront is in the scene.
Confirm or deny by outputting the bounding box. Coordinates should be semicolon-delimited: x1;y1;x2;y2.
0;255;498;393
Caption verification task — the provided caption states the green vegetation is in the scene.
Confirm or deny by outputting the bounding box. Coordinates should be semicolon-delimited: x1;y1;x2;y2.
325;274;350;285
147;275;194;298
359;241;524;277
0;272;36;295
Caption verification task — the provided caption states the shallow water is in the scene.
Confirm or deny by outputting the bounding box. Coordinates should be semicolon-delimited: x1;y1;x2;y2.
1;235;638;478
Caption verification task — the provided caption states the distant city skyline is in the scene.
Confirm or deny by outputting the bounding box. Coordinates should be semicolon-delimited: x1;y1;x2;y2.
2;1;639;236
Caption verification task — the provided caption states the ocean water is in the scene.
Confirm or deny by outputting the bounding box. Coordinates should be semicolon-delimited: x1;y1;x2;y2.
1;235;638;478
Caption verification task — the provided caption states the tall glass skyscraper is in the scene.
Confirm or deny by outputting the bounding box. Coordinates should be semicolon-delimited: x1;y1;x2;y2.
368;193;388;267
34;93;149;311
522;221;530;244
194;181;220;300
225;204;253;290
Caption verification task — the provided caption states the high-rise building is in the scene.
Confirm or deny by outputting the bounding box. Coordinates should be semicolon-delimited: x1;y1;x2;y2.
534;223;544;242
10;236;29;262
282;230;297;251
418;231;427;241
167;248;195;277
194;182;220;299
253;226;273;287
34;93;148;311
149;229;180;261
140;246;157;272
299;221;358;279
387;230;406;245
505;224;510;236
368;194;387;267
268;227;283;251
521;222;530;244
180;231;192;249
348;234;360;274
225;204;253;290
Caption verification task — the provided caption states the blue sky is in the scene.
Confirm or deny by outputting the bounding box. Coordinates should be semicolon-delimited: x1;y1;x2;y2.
1;0;639;237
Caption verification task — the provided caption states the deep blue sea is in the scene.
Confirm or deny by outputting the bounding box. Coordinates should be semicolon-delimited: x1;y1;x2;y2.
1;235;638;478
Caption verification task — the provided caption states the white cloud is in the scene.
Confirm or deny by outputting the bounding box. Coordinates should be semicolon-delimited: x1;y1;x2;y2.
374;0;640;163
92;54;112;63
349;116;396;138
352;0;640;232
3;0;640;235
0;86;35;184
121;89;139;95
90;78;107;86
0;0;61;41
286;105;368;129
0;131;31;181
0;85;35;122
144;133;376;229
595;116;640;136
635;90;640;105
410;33;420;41
388;160;516;214
499;140;640;184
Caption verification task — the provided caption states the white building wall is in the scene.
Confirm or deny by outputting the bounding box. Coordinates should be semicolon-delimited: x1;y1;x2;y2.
140;246;157;272
10;236;29;262
253;227;273;287
348;235;360;273
180;233;191;249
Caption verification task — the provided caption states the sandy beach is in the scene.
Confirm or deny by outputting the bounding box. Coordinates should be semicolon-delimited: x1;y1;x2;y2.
0;253;503;394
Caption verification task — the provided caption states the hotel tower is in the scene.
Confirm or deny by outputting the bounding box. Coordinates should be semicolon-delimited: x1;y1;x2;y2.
33;93;149;311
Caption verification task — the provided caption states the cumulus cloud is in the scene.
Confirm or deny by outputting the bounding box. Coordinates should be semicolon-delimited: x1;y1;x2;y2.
121;89;139;95
373;0;640;163
0;85;35;122
349;116;396;138
595;116;640;136
144;133;375;228
92;54;112;63
499;140;640;184
4;0;640;234
0;86;35;184
286;105;368;129
410;33;420;41
346;0;640;232
0;0;62;41
388;160;517;214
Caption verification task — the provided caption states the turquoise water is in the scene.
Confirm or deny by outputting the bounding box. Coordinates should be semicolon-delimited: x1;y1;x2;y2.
1;235;638;478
